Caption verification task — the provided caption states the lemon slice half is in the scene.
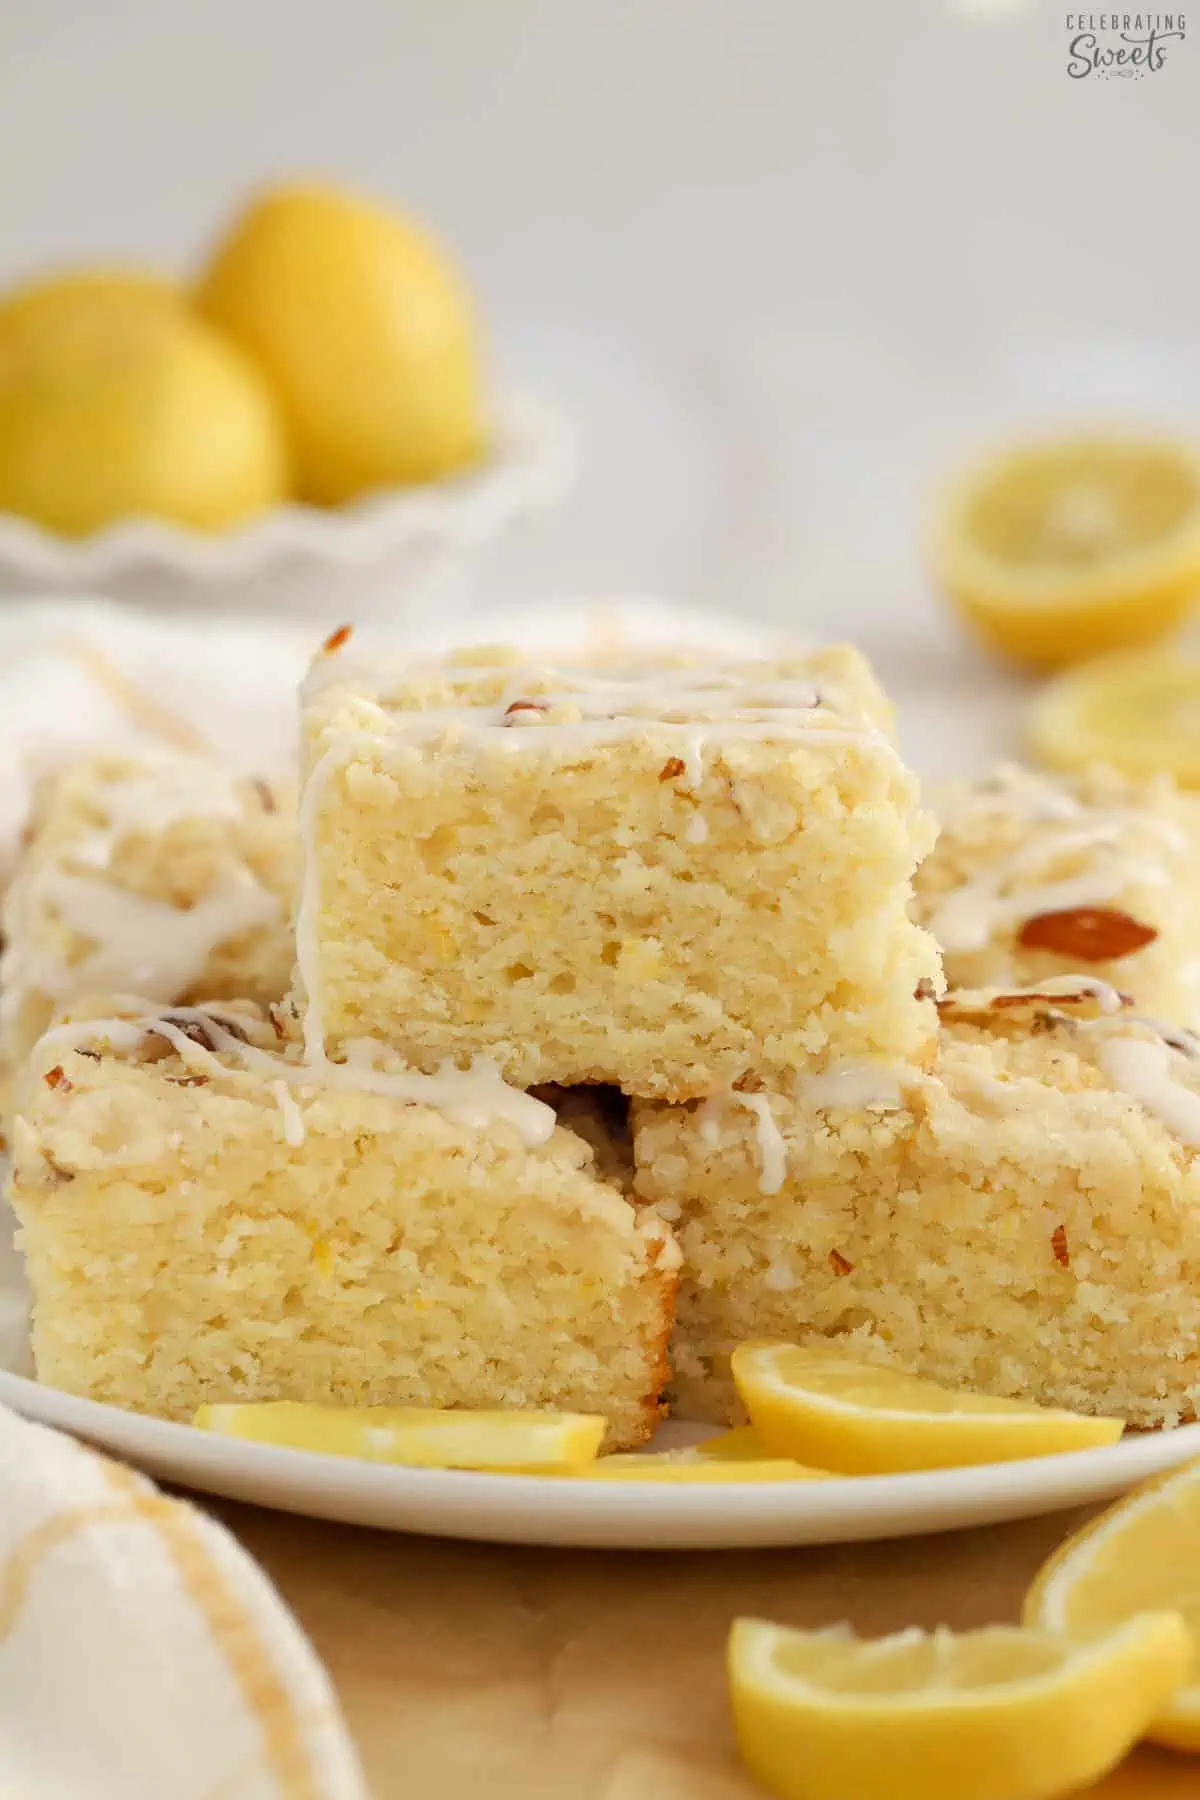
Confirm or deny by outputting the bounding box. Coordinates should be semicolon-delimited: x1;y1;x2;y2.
931;433;1200;667
194;1401;606;1469
1025;1457;1200;1751
731;1342;1124;1475
728;1614;1192;1800
577;1453;832;1483
1027;646;1200;785
692;1425;772;1461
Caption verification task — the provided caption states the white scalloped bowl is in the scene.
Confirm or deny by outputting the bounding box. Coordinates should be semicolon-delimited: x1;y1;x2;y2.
0;392;573;624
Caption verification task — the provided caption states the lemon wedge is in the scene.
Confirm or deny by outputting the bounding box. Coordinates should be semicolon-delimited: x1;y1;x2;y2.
577;1454;831;1483
556;1421;830;1481
930;433;1200;668
693;1425;772;1460
731;1342;1124;1475
1027;646;1200;786
1025;1458;1200;1751
194;1401;606;1469
728;1614;1192;1800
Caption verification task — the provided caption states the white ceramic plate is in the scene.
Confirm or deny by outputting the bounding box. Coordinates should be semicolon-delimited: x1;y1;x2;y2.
1;583;1194;1550
4;1207;1199;1549
4;1364;1200;1549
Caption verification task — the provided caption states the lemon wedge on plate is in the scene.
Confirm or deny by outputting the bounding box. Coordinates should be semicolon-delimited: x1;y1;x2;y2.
731;1342;1124;1475
1027;646;1200;785
693;1424;773;1460
194;1401;606;1470
563;1420;831;1481
1025;1458;1200;1751
577;1454;831;1483
728;1614;1191;1800
930;432;1200;668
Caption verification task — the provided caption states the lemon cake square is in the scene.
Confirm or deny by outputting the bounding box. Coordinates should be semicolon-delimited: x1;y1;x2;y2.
293;640;942;1098
914;762;1200;1023
632;979;1200;1428
8;1000;678;1448
0;751;296;1085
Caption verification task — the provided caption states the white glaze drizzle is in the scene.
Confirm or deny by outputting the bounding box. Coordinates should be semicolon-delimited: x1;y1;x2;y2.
692;1066;904;1193
1033;973;1129;1012
73;754;246;855
325;1037;555;1141
685;997;1200;1167
737;1093;788;1195
929;767;1187;954
680;728;708;789
795;1061;905;1111
271;1079;307;1147
37;1006;557;1150
698;1107;722;1148
21;871;276;1007
1121;1015;1200;1057
958;764;1084;824
347;709;882;786
304;648;835;713
944;974;1129;1016
954;995;1200;1148
948;1062;1022;1107
415;710;874;762
0;758;280;1035
931;866;1126;954
928;827;1170;954
950;763;1188;843
695;1091;788;1194
297;659;891;1062
307;658;893;777
1094;1034;1200;1148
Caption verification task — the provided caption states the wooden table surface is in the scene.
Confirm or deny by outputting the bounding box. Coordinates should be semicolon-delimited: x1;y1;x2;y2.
211;1498;1194;1799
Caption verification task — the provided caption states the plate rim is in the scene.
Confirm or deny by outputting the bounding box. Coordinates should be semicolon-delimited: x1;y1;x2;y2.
5;1365;1200;1550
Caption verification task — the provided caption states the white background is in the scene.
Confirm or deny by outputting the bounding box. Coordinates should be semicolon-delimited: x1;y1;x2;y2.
2;0;1197;768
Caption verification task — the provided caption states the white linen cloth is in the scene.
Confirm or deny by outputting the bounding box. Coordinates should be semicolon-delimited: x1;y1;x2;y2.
0;1401;367;1799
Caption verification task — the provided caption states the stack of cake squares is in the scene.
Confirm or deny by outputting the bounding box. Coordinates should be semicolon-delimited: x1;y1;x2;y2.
10;631;1200;1446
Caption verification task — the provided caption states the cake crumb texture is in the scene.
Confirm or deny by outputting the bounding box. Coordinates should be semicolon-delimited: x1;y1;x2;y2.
633;999;1200;1428
0;750;296;1080
915;762;1200;1024
9;1003;677;1449
295;644;942;1097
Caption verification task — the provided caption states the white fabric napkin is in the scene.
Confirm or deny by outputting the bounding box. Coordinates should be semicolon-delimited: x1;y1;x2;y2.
0;1400;367;1800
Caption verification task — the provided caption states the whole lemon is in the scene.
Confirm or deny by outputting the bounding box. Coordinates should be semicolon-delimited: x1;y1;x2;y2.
0;298;290;537
195;181;485;506
0;265;183;339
